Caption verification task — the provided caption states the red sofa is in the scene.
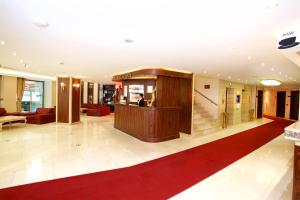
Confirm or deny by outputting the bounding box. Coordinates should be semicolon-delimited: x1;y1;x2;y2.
0;108;8;116
86;106;110;116
23;108;56;124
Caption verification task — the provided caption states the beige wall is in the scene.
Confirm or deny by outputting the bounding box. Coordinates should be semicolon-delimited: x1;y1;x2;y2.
52;81;56;107
263;87;299;119
0;76;17;112
194;75;219;119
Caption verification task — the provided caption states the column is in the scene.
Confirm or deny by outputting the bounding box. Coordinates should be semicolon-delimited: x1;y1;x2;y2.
56;76;81;124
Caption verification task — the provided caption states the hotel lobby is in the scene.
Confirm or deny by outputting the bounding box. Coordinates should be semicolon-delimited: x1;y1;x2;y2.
0;0;300;199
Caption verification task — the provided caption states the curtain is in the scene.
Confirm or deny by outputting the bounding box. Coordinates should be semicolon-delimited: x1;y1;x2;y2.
16;78;25;112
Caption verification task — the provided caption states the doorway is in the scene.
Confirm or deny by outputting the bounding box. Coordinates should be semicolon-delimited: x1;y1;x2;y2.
276;91;286;118
257;90;263;118
290;91;299;120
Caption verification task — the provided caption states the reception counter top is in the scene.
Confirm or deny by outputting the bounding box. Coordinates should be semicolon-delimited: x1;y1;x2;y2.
114;104;180;142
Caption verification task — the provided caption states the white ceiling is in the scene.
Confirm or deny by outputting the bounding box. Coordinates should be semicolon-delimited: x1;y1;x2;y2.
0;0;300;85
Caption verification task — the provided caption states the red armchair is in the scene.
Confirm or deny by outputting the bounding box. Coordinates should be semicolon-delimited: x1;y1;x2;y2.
86;106;110;116
25;108;56;124
0;108;8;116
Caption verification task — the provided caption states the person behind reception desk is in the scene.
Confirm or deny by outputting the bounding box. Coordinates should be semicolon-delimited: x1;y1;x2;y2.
137;93;144;107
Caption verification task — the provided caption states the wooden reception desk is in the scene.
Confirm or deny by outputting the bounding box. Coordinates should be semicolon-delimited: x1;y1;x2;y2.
114;104;180;142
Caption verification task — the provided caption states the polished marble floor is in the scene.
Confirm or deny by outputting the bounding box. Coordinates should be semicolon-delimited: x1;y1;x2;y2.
0;114;294;199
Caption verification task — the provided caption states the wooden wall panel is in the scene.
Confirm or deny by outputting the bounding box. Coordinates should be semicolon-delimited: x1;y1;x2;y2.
156;76;192;134
72;78;81;123
114;104;179;142
293;145;300;200
57;77;69;123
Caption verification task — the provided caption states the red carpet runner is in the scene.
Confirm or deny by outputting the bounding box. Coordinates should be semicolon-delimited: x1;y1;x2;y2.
0;116;293;200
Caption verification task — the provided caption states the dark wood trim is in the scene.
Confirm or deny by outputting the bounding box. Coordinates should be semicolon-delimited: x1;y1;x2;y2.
72;78;81;123
112;68;193;81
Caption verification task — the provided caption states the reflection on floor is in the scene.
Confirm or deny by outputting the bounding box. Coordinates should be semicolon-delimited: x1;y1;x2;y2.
0;115;294;199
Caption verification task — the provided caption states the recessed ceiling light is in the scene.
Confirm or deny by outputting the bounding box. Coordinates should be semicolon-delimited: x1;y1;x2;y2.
0;41;5;45
261;63;265;66
12;52;16;56
271;67;274;71
33;18;49;28
124;39;134;43
247;56;252;60
20;59;23;63
261;79;281;86
278;71;282;75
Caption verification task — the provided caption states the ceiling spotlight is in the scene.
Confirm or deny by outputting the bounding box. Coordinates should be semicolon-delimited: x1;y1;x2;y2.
20;59;23;63
12;52;16;56
247;56;252;60
33;18;49;28
0;41;5;45
124;39;134;43
271;67;274;71
260;79;281;86
278;71;282;75
261;63;265;66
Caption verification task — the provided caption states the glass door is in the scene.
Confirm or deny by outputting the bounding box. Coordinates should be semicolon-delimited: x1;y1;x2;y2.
21;80;44;112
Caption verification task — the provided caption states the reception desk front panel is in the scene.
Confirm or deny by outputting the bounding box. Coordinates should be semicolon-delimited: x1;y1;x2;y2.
114;104;179;142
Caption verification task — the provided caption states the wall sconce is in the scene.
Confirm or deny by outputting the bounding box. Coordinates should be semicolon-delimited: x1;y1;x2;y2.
73;83;80;88
60;82;65;92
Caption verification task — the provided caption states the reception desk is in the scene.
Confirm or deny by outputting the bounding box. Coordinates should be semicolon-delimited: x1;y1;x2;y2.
114;104;180;142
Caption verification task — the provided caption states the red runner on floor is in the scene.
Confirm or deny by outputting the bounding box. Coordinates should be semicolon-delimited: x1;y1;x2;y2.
0;116;293;200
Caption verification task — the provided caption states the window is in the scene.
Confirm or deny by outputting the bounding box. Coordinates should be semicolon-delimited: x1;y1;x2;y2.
21;80;44;112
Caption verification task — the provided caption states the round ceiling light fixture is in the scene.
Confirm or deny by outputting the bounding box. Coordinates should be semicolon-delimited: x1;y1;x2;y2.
260;79;281;86
33;18;49;28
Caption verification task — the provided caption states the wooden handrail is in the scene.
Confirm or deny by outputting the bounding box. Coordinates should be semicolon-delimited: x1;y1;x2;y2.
194;89;218;106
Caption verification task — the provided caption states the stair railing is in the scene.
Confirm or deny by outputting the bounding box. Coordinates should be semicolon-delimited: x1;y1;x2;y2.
194;89;218;106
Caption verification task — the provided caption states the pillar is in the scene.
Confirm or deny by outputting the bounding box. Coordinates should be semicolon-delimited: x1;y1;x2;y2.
56;76;81;124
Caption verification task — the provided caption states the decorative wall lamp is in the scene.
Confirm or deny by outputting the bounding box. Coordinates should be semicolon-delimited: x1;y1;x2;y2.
73;83;80;88
60;82;65;93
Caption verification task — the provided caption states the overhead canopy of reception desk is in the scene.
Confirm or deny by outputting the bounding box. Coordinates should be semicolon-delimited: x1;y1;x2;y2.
113;68;193;142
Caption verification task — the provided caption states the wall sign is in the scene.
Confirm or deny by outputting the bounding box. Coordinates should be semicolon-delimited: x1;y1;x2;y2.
278;30;299;49
204;85;210;89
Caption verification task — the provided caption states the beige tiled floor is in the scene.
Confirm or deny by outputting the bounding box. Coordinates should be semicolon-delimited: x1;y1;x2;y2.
0;115;294;199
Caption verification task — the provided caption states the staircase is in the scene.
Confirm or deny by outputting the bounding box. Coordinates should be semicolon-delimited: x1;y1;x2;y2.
192;90;221;135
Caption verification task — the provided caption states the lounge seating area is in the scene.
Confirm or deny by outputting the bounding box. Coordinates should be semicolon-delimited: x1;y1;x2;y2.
0;107;56;125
